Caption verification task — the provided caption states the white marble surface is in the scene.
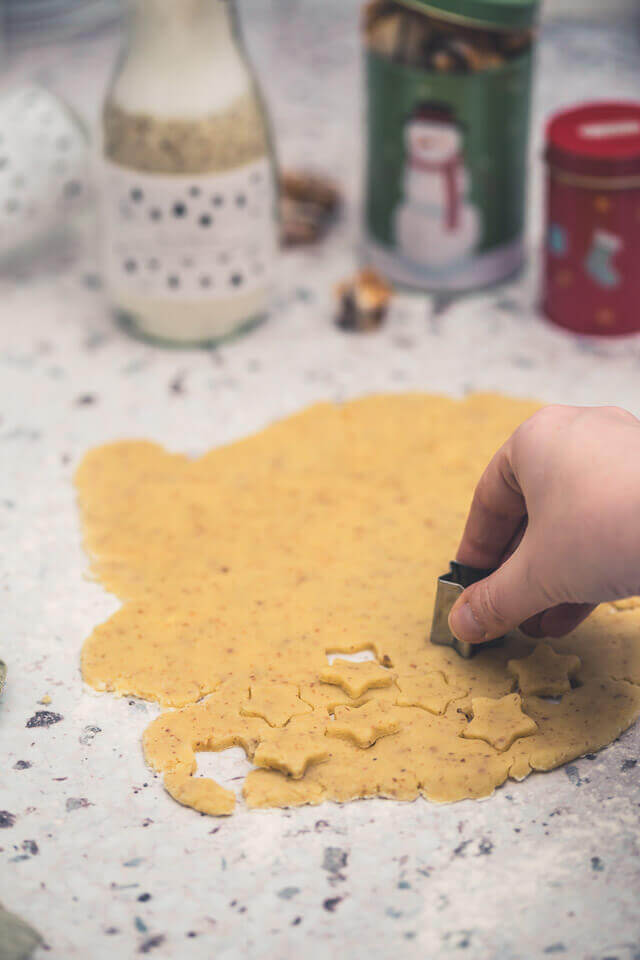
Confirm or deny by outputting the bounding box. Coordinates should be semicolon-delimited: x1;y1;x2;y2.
1;5;640;959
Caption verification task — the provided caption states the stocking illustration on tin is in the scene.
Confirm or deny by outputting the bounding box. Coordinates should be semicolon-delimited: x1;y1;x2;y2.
548;223;568;257
393;102;481;272
584;229;622;289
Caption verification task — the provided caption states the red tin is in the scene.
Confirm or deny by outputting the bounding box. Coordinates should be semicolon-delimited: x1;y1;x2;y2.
543;101;640;336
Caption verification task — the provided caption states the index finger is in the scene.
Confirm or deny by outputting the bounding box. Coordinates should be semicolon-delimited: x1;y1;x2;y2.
456;438;527;570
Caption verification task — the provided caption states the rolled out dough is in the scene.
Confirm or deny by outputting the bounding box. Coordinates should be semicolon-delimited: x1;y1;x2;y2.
75;393;640;815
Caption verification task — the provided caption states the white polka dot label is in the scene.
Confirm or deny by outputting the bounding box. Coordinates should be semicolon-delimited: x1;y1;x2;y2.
102;157;277;345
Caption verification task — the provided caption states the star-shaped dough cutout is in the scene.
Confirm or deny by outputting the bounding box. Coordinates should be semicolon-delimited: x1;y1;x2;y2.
240;681;312;728
319;659;394;699
253;716;329;778
507;643;581;697
461;694;538;753
326;699;402;748
396;671;468;715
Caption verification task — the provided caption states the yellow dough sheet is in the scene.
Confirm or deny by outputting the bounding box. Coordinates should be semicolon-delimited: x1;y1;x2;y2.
75;393;640;816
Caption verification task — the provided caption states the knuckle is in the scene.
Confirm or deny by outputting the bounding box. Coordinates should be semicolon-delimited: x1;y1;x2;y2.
525;404;575;436
536;403;564;418
471;578;509;631
512;408;552;454
512;405;578;468
533;404;569;423
600;404;637;425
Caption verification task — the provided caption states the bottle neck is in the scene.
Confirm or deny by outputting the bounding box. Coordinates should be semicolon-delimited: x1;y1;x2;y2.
111;0;251;118
128;0;236;61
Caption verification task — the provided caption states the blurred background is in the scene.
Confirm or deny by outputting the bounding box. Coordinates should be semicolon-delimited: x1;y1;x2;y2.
1;0;638;259
2;0;119;48
0;0;639;342
1;0;638;47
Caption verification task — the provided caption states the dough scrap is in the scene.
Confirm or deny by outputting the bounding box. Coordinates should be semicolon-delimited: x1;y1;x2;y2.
327;699;402;748
508;642;581;697
164;768;235;816
240;681;312;727
396;670;467;714
75;393;640;815
462;694;538;752
253;715;329;778
319;659;394;698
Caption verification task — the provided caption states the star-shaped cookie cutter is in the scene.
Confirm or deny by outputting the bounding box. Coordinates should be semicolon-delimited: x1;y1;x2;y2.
430;562;505;660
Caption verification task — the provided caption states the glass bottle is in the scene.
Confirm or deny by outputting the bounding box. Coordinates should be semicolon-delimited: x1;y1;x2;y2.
101;0;278;347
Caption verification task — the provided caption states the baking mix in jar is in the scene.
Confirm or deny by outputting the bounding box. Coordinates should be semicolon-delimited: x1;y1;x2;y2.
101;0;278;347
543;101;640;336
362;0;538;292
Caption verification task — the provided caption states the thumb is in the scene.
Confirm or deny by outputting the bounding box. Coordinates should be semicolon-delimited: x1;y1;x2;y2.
448;543;550;645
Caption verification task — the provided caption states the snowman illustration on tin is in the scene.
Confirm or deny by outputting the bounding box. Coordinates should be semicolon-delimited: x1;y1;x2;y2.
394;102;481;272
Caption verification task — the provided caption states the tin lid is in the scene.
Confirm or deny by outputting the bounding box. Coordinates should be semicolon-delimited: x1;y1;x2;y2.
396;0;539;31
546;101;640;178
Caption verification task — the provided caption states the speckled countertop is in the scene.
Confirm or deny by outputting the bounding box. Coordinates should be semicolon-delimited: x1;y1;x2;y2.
1;4;640;959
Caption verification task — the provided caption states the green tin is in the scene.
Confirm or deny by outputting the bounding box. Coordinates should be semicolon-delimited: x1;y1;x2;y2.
363;3;537;292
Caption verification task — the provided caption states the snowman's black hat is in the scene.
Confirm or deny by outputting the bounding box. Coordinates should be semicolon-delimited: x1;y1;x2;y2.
410;101;459;126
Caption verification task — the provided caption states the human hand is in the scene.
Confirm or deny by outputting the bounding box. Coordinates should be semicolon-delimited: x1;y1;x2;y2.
448;404;640;646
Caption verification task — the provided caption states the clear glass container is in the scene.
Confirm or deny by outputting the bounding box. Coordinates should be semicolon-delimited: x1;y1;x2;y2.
101;0;278;347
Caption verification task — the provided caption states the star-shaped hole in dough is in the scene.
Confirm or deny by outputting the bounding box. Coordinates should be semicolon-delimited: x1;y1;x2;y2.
326;699;402;748
396;671;468;715
507;642;581;697
319;659;393;699
240;681;312;728
253;716;329;779
461;694;537;753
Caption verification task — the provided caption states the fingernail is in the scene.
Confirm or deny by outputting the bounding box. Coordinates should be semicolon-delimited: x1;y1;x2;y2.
449;603;486;644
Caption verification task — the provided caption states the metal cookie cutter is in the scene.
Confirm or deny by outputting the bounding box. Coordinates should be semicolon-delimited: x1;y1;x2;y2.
430;562;505;659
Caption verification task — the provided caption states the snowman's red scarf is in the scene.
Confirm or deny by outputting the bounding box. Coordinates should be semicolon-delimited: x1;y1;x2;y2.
410;154;461;231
